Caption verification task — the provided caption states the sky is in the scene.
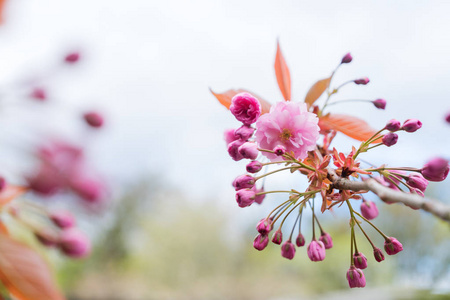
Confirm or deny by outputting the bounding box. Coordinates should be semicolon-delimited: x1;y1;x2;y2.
0;0;449;207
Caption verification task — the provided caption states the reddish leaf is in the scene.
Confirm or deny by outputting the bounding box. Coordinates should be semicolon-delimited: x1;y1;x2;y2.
319;114;382;143
0;0;5;24
305;77;331;108
274;41;291;101
210;88;272;114
0;234;65;300
0;185;27;208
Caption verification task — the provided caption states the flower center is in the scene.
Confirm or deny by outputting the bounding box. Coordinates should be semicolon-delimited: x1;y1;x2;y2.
280;128;292;141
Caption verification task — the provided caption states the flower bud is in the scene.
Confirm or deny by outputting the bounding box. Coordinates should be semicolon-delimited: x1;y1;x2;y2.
421;157;449;182
319;232;333;249
341;52;353;64
407;173;428;192
281;241;296;260
233;175;255;190
70;178;104;203
238;142;259;160
384;237;403;255
360;200;379;220
271;229;283;245
246;161;263;173
382;132;398;147
227;140;245;161
230;92;261;125
253;234;269;251
402;119;422;132
353;252;368;269
256;218;272;235
307;240;326;262
30;87;47;101
235;189;256;208
373;247;385;262
235;125;255;141
409;187;424;198
64;52;80;64
59;228;91;258
0;176;6;192
50;210;76;229
372;99;386;110
254;187;266;204
224;128;238;145
83;112;104;128
385;119;401;132
295;233;305;247
354;77;370;85
35;229;59;247
274;145;286;156
446;112;450;124
346;266;366;288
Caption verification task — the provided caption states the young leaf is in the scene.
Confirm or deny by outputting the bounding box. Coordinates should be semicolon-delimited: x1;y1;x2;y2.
319;114;382;143
274;41;291;101
305;77;331;108
0;233;66;300
210;88;272;114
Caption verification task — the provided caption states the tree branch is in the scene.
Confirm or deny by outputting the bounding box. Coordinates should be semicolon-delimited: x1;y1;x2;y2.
328;169;450;222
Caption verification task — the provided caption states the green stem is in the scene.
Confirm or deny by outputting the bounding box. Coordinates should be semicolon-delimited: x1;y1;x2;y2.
256;190;298;196
255;167;293;181
353;210;389;240
354;218;376;249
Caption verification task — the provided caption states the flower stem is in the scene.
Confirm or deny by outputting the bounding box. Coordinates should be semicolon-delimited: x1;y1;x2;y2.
353;210;389;240
255;167;293;181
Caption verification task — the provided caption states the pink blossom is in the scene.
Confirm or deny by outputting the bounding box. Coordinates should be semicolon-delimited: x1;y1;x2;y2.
59;228;91;258
360;200;379;220
319;232;333;249
256;218;272;235
354;77;369;85
30;87;47;101
402;119;422;132
341;53;352;64
271;229;283;245
307;240;326;261
385;119;401;132
0;177;6;192
281;241;296;260
246;161;263;173
64;52;80;64
83;112;104;128
227;140;245;161
421;157;449;182
353;252;368;269
229;92;261;125
384;237;403;255
373;99;386;109
255;102;319;161
253;234;269;251
50;210;76;229
295;233;305;247
254;187;266;204
238;142;259;160
373;247;385;262
407;173;428;192
224;128;238;145
382;132;398;147
346;266;366;288
235;189;256;207
234;125;255;140
233;175;255;190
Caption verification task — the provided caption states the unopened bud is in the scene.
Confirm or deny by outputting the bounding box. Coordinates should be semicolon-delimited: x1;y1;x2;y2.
238;142;259;160
319;232;333;249
353;252;368;269
373;99;386;109
59;228;91;258
354;77;370;85
385;119;401;132
281;240;296;260
346;266;366;288
421;157;449;182
341;52;353;64
64;52;80;64
382;132;398;147
384;237;403;255
235;189;256;208
271;229;283;245
235;125;255;141
233;175;255;190
402;119;422;132
373;247;385;262
360;200;379;220
253;234;269;251
295;233;305;247
274;145;286;156
246;161;263;173
83;112;104;128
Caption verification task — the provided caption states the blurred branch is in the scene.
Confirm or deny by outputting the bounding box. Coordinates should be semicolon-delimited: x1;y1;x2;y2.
328;169;450;223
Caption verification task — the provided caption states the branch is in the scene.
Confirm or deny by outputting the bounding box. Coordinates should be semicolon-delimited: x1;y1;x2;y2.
328;169;450;222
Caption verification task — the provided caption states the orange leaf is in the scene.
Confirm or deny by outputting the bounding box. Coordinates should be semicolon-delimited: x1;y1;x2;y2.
274;41;291;101
210;88;272;115
0;185;27;208
305;77;331;109
0;0;5;24
0;233;65;300
319;114;382;143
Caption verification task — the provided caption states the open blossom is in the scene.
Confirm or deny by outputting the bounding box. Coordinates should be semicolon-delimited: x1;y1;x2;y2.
255;102;319;161
230;93;261;125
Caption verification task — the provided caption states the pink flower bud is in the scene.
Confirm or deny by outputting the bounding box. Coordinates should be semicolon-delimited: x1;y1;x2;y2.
292;233;304;248
0;176;6;192
354;77;370;85
64;52;80;64
307;240;326;262
446;112;450;124
341;52;353;64
409;187;424;198
384;237;403;255
235;125;255;141
281;241;296;260
385;119;401;132
407;173;428;192
59;228;91;258
246;161;263;173
256;218;272;235
235;189;256;208
373;247;385;262
319;232;333;249
35;229;59;247
382;132;398;147
30;87;47;101
253;234;269;251
83;112;104;128
50;210;76;229
421;157;449;182
238;142;259;160
353;252;368;269
360;200;379;220
372;99;386;110
230;92;261;125
233;175;255;190
402;119;422;132
254;187;265;204
224;128;238;145
274;145;286;156
70;178;104;203
227;140;245;161
346;266;366;288
271;229;283;245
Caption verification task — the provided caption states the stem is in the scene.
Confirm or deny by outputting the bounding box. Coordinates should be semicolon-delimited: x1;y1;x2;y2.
289;211;302;240
366;143;384;151
255;167;293;180
354;218;376;248
353;210;389;240
268;200;291;219
350;225;355;266
257;190;297;196
326;99;373;107
353;230;359;254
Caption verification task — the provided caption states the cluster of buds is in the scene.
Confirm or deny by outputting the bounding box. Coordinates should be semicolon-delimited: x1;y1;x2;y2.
217;49;450;288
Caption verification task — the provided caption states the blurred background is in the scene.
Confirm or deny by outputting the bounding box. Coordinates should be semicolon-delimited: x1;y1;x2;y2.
0;0;450;299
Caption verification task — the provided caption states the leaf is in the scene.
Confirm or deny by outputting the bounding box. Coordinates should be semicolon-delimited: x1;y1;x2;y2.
0;0;5;24
274;41;291;101
305;77;331;108
319;114;382;143
0;234;65;300
0;185;27;208
210;88;272;114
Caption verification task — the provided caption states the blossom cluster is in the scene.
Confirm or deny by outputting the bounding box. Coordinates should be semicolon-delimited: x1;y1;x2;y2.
217;50;450;288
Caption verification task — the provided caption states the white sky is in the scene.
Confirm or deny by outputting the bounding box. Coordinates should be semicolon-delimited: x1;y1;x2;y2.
0;0;449;206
